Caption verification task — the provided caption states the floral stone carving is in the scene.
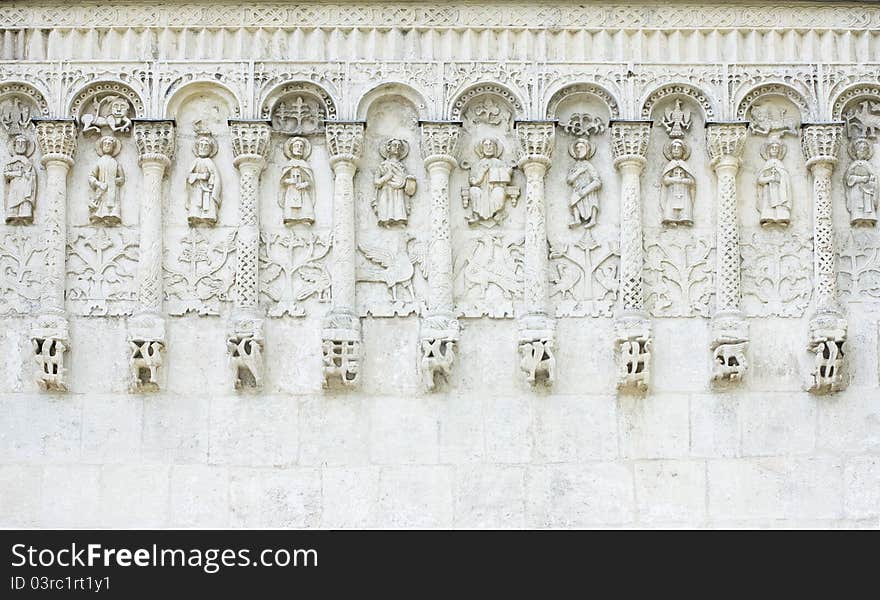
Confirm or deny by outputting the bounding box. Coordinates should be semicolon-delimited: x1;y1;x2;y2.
741;231;812;317
549;229;619;318
0;230;45;314
66;227;138;316
644;231;714;317
260;230;331;317
838;230;880;302
164;229;236;316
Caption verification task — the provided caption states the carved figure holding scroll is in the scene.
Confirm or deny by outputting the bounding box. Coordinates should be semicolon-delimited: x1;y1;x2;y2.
756;138;792;226
566;138;601;228
461;137;519;226
660;139;696;226
186;133;222;226
88;135;125;226
279;136;315;225
373;138;416;226
4;133;37;224
845;138;878;226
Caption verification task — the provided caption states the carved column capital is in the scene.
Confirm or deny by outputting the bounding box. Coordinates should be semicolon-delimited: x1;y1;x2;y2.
32;118;77;167
325;120;365;168
229;119;271;169
706;121;748;168
419;120;461;169
515;120;555;168
133;119;175;169
801;122;845;170
610;120;651;170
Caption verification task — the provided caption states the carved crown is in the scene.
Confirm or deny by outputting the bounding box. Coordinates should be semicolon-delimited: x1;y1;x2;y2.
32;118;77;164
801;122;845;168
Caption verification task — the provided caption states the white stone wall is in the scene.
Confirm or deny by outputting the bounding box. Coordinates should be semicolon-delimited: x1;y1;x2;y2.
1;1;880;528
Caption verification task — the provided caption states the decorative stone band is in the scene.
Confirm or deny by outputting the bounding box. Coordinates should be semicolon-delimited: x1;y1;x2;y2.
801;122;845;169
419;120;462;166
514;120;556;167
32;118;77;166
609;120;652;168
229;119;271;167
133;119;176;168
706;121;748;167
325;120;365;165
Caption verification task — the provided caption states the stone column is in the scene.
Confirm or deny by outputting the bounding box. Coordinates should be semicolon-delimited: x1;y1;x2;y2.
418;120;461;391
31;118;76;392
129;119;175;392
706;122;749;384
514;120;556;386
610;120;652;392
801;122;847;394
228;119;271;390
322;121;365;388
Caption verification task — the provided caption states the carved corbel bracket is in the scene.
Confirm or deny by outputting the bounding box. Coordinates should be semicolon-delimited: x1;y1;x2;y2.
614;313;652;392
128;311;166;393
31;312;69;392
806;310;847;394
419;312;460;392
517;312;556;387
321;310;361;389
710;311;749;385
227;314;265;391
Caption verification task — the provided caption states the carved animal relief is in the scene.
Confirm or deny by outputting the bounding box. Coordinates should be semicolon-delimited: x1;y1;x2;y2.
357;234;427;316
164;229;236;316
454;233;523;318
549;229;619;317
81;94;132;136
66;227;138;316
260;231;331;317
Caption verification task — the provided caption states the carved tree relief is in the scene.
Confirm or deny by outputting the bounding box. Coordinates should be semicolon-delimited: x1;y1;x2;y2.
260;230;331;317
164;229;236;316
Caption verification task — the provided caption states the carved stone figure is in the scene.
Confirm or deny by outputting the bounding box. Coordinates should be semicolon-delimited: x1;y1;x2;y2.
227;335;263;390
756;139;792;226
566;138;601;228
519;339;555;385
0;98;33;133
749;103;798;137
129;340;163;391
845;138;878;226
845;101;880;139
660;139;696;226
4;133;37;224
420;337;456;391
186;133;222;226
373;138;416;226
661;99;692;138
357;235;426;304
81;94;132;135
88;135;125;226
279;136;316;225
461;137;519;226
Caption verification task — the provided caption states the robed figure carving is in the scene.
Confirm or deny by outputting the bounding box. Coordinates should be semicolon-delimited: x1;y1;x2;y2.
88;135;125;226
462;137;519;226
660;139;696;226
566;137;601;228
756;138;792;226
845;138;878;226
187;133;222;226
373;138;416;227
4;133;37;225
279;136;316;226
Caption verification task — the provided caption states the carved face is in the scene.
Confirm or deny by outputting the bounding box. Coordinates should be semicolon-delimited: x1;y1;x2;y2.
767;141;782;158
480;137;497;157
670;140;686;159
196;136;213;157
110;99;129;118
573;140;588;159
854;139;872;160
100;136;116;155
387;138;403;157
12;135;27;155
291;138;305;156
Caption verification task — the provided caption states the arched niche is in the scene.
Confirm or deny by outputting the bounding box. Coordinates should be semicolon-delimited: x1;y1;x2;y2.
258;81;337;136
356;82;428;122
545;82;620;121
735;82;811;124
640;82;716;121
68;80;145;124
0;81;50;131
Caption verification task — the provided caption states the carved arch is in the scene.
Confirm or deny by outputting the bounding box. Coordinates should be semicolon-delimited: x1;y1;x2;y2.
448;81;524;121
640;82;716;120
258;80;337;123
356;82;428;121
0;81;50;118
735;82;812;122
831;82;880;121
164;80;241;119
68;80;145;119
544;82;620;120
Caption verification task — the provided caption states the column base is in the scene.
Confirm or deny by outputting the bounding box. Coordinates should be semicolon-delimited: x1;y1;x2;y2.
614;313;651;393
31;312;69;393
227;313;265;391
710;312;749;385
321;310;361;388
806;310;847;394
128;312;166;393
419;312;460;392
517;313;556;387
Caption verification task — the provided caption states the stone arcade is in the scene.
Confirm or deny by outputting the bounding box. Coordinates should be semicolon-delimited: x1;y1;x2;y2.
1;2;880;528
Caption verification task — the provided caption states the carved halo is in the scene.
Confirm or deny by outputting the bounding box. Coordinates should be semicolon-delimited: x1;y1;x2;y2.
284;136;312;159
848;137;873;160
95;135;122;157
379;138;409;160
568;138;596;160
193;133;219;158
662;139;691;161
474;137;502;158
7;133;35;157
759;138;787;160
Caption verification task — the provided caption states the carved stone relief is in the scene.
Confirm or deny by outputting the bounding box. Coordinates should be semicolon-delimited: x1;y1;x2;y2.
87;135;125;226
4;132;37;224
278;136;316;226
460;137;520;227
741;230;812;317
548;229;619;317
453;232;523;318
66;227;138;316
356;233;427;317
372;138;417;227
565;136;602;229
80;93;133;136
164;229;236;316
838;230;880;302
0;230;44;314
186;132;222;226
260;230;331;317
844;138;878;226
644;230;714;317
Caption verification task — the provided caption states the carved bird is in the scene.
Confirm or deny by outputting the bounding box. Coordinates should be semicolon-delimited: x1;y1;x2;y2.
460;237;521;298
549;261;580;300
358;235;426;302
296;263;331;302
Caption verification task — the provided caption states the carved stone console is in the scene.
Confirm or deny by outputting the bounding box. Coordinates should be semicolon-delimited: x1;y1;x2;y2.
31;118;76;392
706;122;749;384
610;120;652;392
322;121;365;388
802;123;847;393
129;119;174;392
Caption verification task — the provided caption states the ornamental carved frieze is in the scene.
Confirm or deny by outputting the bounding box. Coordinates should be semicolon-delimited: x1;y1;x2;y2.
741;231;812;317
259;230;332;317
164;229;237;316
66;227;139;316
644;230;714;318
